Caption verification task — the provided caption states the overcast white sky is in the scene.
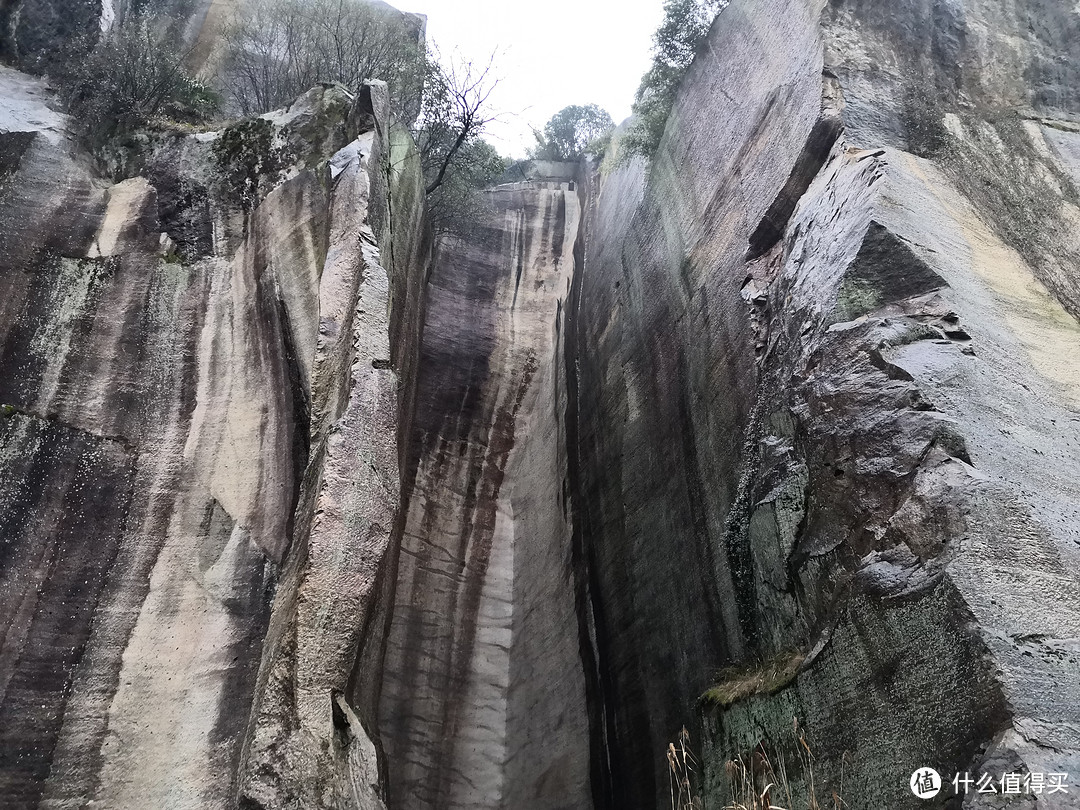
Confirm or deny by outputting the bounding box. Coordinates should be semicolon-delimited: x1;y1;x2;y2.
400;1;666;158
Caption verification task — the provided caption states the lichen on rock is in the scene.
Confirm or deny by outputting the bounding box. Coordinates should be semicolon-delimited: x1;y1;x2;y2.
3;0;1080;808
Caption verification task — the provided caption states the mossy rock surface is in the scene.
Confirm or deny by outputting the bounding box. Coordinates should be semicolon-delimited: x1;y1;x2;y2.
213;118;293;210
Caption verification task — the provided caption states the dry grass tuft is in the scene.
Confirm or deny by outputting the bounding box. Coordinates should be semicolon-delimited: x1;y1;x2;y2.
667;727;704;810
701;650;806;707
724;720;846;810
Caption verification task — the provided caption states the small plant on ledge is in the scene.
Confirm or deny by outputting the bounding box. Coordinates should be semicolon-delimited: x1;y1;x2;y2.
700;649;806;708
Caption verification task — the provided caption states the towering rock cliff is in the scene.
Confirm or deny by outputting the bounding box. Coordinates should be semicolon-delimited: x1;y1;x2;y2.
0;59;432;808
378;166;592;810
3;0;1080;808
565;0;1080;807
369;1;1080;808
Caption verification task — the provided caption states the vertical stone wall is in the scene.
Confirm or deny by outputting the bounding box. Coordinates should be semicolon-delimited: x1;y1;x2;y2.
564;0;1080;807
0;73;431;810
378;172;592;810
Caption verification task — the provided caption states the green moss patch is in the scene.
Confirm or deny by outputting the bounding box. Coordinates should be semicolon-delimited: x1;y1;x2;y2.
213;118;293;210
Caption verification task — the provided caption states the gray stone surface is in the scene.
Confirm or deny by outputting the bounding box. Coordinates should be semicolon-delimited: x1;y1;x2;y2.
563;0;1080;808
565;1;833;804
3;0;1080;807
378;169;592;810
0;72;430;810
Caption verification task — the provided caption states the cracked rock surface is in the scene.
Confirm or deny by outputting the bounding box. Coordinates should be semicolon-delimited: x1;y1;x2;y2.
0;60;430;809
3;0;1080;808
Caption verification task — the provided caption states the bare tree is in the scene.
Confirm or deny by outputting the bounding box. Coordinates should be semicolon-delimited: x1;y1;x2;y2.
219;0;505;232
220;0;426;119
58;10;217;146
414;51;499;195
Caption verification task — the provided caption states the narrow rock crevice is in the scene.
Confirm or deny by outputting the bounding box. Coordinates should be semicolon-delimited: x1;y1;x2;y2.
746;106;844;261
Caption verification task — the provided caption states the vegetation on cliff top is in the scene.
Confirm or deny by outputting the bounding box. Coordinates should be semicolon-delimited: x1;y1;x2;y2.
622;0;727;160
56;10;218;147
529;104;614;161
220;0;505;233
16;0;728;230
27;0;733;230
37;0;504;236
220;0;426;122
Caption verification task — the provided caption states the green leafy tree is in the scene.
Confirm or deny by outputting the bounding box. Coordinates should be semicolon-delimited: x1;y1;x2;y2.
425;138;507;236
530;104;614;161
623;0;726;159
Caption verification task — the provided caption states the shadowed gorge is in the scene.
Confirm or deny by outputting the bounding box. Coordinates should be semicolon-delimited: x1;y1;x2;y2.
2;0;1080;808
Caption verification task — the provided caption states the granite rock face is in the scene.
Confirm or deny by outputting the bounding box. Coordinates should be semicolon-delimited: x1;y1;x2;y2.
565;0;1080;807
0;65;430;809
379;173;592;810
371;0;1080;808
4;0;1080;807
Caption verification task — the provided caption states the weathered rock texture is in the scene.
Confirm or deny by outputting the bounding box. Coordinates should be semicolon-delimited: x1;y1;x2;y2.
370;1;1080;809
0;61;431;809
564;0;1080;808
4;0;1080;807
379;167;592;810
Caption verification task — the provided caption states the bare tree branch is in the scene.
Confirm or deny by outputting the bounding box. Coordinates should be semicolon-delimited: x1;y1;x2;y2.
416;50;499;194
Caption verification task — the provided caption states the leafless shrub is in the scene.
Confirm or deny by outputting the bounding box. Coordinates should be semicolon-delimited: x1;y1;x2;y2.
58;11;217;147
220;0;425;121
